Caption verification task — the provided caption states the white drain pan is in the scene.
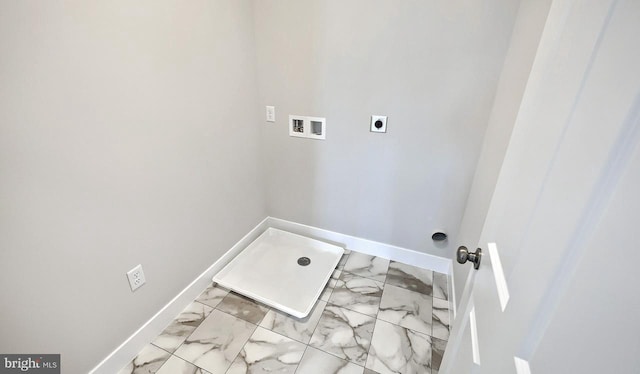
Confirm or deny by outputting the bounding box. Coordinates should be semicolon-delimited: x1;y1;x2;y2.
212;228;344;318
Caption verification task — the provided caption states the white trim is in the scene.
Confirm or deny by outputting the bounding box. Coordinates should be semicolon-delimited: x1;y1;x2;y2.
88;217;270;374
514;356;532;374
265;217;452;274
89;216;451;373
487;242;510;311
449;260;457;318
470;304;481;365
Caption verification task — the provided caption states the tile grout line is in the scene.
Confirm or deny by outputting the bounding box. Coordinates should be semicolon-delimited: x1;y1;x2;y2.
305;251;378;368
165;291;229;368
220;312;262;374
312;251;381;368
147;298;220;372
371;257;450;373
179;295;264;373
323;251;350;304
363;257;389;373
306;303;369;368
292;341;311;374
182;255;351;373
126;251;450;374
170;289;227;367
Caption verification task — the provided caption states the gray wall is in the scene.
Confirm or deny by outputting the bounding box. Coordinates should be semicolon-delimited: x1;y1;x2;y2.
0;0;533;370
254;0;521;255
454;0;552;305
0;1;265;372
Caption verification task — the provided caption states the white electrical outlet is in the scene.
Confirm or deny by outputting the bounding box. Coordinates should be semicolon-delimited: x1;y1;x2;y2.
126;264;146;292
266;106;275;122
370;115;388;133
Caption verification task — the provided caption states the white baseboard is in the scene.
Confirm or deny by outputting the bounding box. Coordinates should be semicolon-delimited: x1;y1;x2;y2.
89;216;452;373
88;216;270;374
448;261;457;318
266;217;452;274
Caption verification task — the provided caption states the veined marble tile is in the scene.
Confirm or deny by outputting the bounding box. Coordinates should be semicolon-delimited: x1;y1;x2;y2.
343;253;389;282
431;337;447;372
216;292;269;325
226;327;306;374
156;355;211;374
378;284;432;336
365;319;432;374
328;272;383;317
309;305;376;365
118;344;171;374
319;286;332;302
173;309;256;374
432;298;450;341
337;254;350;270
320;269;342;302
433;272;448;301
386;261;433;296
363;370;379;374
259;300;326;344
296;347;364;374
331;268;342;280
195;284;229;309
152;301;213;353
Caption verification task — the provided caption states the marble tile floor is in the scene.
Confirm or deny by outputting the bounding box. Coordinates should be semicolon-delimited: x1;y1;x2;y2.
119;250;451;374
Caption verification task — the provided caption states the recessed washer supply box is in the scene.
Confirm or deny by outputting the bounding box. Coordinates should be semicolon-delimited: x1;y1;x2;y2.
289;115;326;140
212;228;344;318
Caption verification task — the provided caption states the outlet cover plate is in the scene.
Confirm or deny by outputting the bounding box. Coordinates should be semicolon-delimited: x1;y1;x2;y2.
127;264;146;292
370;115;388;133
266;106;275;122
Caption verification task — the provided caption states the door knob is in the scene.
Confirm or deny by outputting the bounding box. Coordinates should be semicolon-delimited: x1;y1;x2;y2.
457;246;482;270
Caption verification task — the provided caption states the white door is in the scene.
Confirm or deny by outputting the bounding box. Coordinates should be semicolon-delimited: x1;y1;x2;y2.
441;0;640;373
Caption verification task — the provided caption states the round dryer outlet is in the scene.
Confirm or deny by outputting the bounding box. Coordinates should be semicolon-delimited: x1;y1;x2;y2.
370;115;388;133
